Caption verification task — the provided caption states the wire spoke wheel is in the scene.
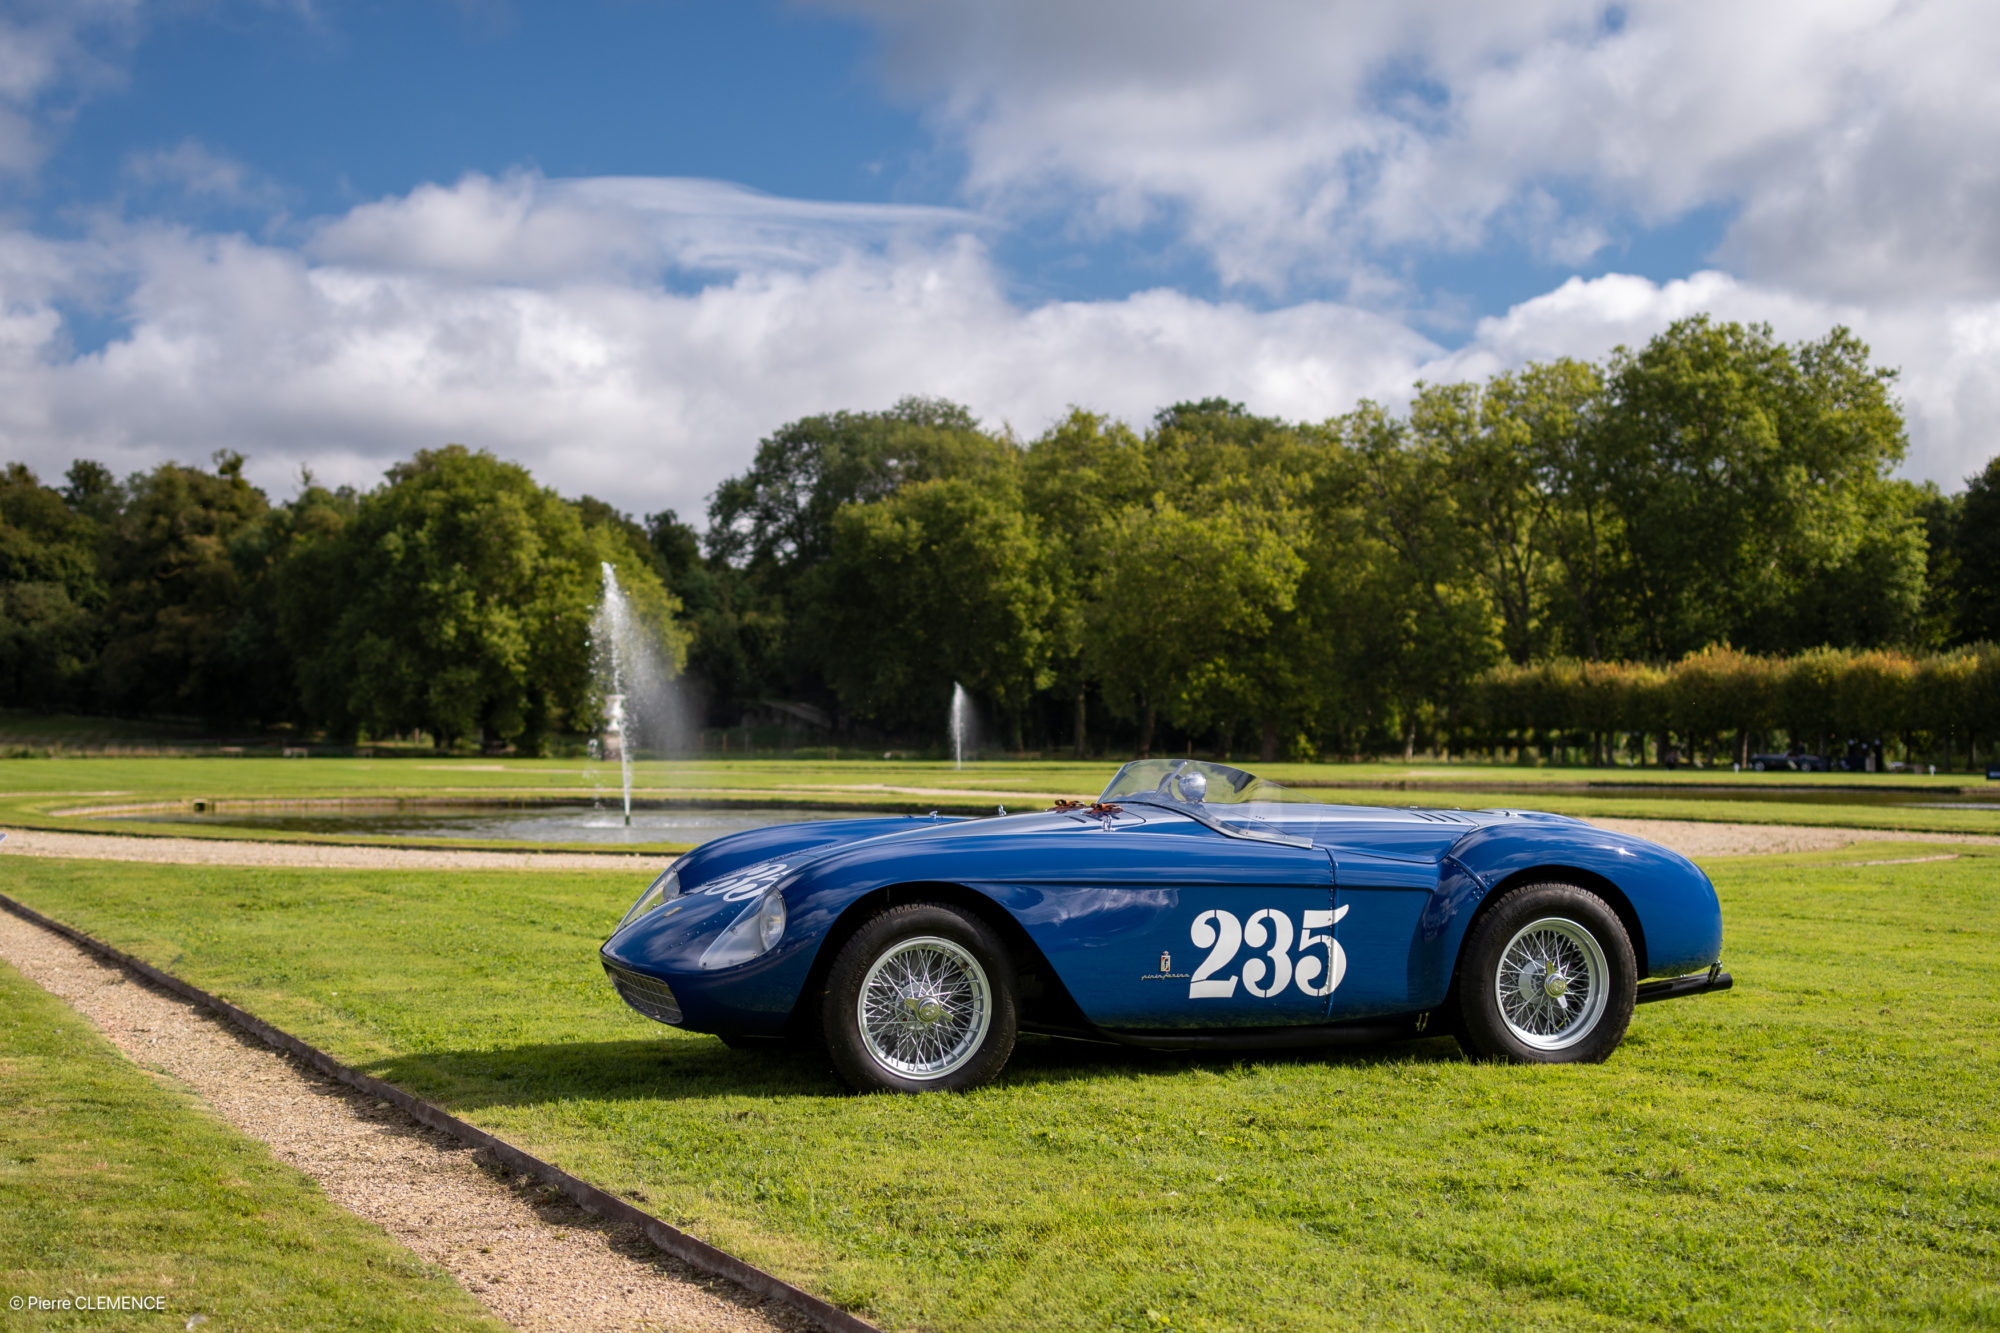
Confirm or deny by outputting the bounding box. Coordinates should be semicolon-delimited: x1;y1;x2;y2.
857;935;993;1081
1494;916;1610;1051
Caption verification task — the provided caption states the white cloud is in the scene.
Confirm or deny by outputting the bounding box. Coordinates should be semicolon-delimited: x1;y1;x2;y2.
308;172;986;283
2;176;1992;527
0;174;1445;518
822;0;2000;302
123;139;285;211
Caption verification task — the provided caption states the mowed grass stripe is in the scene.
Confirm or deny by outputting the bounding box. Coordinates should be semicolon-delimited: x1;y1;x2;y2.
5;847;1998;1331
0;958;504;1333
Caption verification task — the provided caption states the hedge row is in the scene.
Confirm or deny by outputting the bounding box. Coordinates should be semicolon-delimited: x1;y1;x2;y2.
1472;644;2000;760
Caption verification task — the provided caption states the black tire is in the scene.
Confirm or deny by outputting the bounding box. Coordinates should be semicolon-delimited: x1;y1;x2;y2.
1454;882;1636;1065
1752;760;1766;772
821;902;1017;1093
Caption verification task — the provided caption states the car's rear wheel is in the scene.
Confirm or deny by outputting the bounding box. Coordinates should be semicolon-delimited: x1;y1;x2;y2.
1455;883;1635;1064
821;902;1018;1093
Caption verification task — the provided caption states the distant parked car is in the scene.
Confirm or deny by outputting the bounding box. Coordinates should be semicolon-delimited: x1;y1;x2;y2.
1835;740;1887;773
1749;753;1825;772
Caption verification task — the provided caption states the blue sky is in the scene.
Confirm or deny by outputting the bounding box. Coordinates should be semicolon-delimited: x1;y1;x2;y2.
2;0;1994;518
48;4;922;221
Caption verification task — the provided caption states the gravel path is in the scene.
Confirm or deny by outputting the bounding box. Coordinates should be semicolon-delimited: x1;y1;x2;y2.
0;826;674;872
1582;819;1999;857
0;908;799;1333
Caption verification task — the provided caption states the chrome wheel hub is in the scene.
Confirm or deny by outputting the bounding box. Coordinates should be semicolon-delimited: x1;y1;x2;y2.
1495;917;1609;1051
1512;961;1572;1001
858;936;992;1080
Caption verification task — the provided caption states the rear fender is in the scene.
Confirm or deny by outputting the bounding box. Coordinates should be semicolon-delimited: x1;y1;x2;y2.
1432;822;1722;984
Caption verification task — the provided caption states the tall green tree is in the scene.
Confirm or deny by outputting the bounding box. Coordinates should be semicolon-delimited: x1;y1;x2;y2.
706;396;1007;573
1601;318;1924;657
92;453;277;723
1411;379;1549;665
1339;402;1504;755
703;396;1010;716
1145;401;1320;759
1084;495;1304;757
1490;360;1617;660
0;464;105;709
275;446;682;750
632;507;780;728
809;477;1052;744
1949;456;2000;644
263;479;361;729
1022;409;1152;755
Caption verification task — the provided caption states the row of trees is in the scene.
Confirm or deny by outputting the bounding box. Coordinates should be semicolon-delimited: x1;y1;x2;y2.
1475;646;2000;768
0;447;682;749
686;318;1998;759
2;314;1997;759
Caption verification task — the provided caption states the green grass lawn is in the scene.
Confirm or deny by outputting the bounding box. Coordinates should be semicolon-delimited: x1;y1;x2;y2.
2;756;1997;849
5;843;1996;1331
0;959;504;1333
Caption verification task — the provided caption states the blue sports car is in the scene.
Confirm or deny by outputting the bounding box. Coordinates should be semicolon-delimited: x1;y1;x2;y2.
601;760;1731;1092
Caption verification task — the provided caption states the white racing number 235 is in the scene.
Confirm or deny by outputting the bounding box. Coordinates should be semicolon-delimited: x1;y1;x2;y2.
1187;905;1349;1000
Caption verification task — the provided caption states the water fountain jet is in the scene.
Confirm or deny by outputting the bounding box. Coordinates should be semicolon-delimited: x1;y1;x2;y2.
590;561;693;826
949;683;971;770
591;562;653;826
602;691;631;825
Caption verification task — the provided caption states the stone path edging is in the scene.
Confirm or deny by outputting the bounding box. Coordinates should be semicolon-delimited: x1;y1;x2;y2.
0;888;881;1333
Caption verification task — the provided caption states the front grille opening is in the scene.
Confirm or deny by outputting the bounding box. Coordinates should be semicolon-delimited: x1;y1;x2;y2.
606;963;683;1025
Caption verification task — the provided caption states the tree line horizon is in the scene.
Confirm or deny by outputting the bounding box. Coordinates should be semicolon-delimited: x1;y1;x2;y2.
2;314;1997;766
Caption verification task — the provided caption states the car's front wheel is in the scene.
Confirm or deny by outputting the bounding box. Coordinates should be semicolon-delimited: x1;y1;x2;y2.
1455;883;1636;1064
821;902;1018;1093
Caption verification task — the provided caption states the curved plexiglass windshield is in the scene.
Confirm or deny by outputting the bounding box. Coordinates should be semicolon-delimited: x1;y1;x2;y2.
1098;759;1327;845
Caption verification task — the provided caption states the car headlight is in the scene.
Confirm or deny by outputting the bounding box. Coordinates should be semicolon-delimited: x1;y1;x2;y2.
699;887;787;970
618;868;681;930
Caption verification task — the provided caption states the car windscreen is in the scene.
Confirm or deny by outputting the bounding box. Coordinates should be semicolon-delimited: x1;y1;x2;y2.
1097;759;1329;846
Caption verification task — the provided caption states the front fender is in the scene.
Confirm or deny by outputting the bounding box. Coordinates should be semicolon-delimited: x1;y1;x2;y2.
611;825;1082;1034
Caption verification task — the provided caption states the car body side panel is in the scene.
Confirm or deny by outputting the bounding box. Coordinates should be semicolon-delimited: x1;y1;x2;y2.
980;876;1335;1029
766;812;1337;1029
1328;852;1441;1019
